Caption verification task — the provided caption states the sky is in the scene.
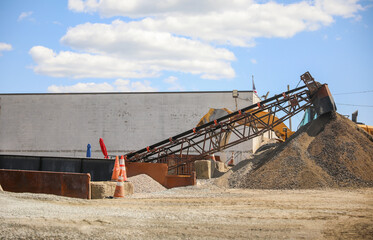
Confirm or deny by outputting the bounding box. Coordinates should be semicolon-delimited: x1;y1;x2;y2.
0;0;372;127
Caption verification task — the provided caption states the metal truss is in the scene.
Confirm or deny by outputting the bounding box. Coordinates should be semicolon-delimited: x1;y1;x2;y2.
124;84;313;174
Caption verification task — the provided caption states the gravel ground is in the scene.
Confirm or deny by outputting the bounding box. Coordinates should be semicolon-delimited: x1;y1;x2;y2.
1;184;372;239
1;113;372;239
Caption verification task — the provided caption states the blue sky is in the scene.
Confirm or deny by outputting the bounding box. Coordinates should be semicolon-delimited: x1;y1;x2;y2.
0;0;372;126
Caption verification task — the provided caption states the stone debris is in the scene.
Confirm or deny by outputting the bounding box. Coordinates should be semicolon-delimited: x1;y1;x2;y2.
128;174;166;193
218;112;373;189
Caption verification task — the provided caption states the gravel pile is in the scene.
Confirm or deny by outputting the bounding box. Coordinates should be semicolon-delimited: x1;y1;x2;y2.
128;174;166;193
218;112;373;189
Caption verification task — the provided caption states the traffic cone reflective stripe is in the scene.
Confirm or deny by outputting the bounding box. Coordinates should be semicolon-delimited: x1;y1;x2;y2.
120;155;128;181
111;156;120;181
113;175;125;198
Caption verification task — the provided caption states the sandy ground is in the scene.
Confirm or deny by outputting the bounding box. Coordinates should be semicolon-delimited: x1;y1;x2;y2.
1;183;372;240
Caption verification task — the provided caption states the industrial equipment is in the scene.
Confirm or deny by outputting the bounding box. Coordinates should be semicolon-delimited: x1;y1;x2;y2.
123;72;336;174
196;108;294;142
351;110;373;135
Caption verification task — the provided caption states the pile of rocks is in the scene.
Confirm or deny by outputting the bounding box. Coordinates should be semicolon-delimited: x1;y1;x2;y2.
128;174;166;193
218;112;373;189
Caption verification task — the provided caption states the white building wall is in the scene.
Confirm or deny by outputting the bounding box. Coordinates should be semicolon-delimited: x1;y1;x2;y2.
0;91;260;159
252;92;264;153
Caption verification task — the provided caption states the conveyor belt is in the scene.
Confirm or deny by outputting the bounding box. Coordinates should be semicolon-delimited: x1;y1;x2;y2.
124;72;330;173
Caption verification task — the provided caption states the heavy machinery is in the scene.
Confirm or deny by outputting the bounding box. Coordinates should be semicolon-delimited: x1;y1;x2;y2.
298;108;373;136
352;110;373;135
298;107;317;129
123;72;336;174
197;108;294;142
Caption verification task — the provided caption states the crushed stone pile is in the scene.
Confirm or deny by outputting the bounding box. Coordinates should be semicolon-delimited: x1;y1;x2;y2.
128;174;166;193
217;112;373;189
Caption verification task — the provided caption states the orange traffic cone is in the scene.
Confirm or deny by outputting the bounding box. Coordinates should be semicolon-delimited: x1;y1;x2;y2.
111;156;120;181
228;153;235;166
119;155;128;182
113;175;125;198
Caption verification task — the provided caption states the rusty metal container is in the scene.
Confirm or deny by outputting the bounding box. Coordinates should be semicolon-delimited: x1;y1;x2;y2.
311;84;337;116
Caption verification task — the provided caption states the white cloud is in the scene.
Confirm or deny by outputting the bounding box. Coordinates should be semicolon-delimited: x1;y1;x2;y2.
0;42;13;56
66;0;363;45
29;46;158;79
68;0;100;13
61;20;234;61
48;82;114;93
68;1;338;47
53;21;63;26
164;76;178;84
114;79;157;92
250;59;257;64
30;20;236;80
18;11;33;21
315;0;363;18
32;0;365;82
163;76;184;91
48;79;157;93
141;2;335;46
68;0;252;17
68;0;86;12
71;0;364;20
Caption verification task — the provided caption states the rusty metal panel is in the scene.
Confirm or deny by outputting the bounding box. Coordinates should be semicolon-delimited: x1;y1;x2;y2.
311;84;337;116
0;169;91;199
165;172;196;189
126;162;168;187
126;162;196;189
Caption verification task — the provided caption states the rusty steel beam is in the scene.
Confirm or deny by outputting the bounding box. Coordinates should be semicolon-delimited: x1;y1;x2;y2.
125;85;307;160
126;88;311;170
124;72;332;174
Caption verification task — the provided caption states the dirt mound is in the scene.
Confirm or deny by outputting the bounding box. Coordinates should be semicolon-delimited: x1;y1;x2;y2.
218;112;373;189
128;174;166;193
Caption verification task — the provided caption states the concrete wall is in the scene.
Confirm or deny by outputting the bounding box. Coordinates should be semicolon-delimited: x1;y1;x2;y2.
0;91;259;159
